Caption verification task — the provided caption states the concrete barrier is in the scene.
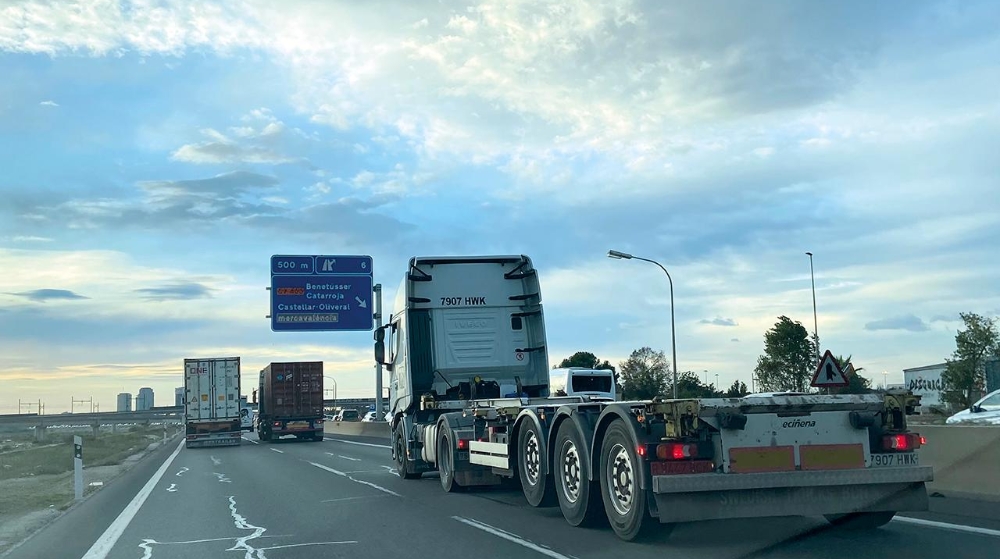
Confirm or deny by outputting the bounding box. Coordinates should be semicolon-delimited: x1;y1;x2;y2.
322;421;999;498
324;422;390;438
917;425;1000;498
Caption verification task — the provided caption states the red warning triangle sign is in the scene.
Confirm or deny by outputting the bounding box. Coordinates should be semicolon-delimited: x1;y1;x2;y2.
810;350;849;388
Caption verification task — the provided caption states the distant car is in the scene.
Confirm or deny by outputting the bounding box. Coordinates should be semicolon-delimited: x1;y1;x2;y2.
335;409;359;422
946;389;1000;425
362;411;378;422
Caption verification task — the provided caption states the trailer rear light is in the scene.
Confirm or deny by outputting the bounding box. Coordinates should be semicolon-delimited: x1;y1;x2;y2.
273;421;281;428
657;443;698;460
636;445;646;457
920;436;927;445
457;439;468;450
882;433;922;451
315;419;323;425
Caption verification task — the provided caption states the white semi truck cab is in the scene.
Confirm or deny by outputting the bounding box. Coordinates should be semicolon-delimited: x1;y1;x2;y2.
375;255;932;541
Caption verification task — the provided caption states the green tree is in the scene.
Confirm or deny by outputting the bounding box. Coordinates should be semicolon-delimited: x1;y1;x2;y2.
672;371;723;399
942;313;1000;408
725;379;750;397
829;355;873;395
556;351;619;390
754;316;817;392
618;347;669;399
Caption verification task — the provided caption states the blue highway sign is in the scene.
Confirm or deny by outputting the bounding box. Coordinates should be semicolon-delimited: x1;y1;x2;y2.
270;255;374;332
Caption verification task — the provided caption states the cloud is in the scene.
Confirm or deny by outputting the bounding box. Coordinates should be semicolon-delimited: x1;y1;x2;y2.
7;288;88;302
137;171;280;199
39;100;58;107
6;235;53;242
864;314;930;332
930;314;958;323
700;317;739;327
170;123;304;165
730;338;740;342
134;282;215;301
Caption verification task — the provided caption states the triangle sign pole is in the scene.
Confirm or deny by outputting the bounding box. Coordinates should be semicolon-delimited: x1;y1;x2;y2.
810;349;849;388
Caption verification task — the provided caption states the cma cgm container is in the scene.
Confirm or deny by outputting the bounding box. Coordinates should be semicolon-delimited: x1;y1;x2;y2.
184;357;242;448
257;362;324;442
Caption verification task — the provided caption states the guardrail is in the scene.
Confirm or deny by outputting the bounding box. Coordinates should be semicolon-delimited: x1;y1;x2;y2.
324;422;390;438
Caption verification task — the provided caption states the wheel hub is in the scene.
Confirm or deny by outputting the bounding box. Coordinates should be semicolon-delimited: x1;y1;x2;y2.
524;431;541;485
561;440;582;503
608;443;634;516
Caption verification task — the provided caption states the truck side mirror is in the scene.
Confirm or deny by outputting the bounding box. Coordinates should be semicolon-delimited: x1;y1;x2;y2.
374;325;388;367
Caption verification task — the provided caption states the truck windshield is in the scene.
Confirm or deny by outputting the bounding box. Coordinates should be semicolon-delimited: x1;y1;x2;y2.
571;375;612;393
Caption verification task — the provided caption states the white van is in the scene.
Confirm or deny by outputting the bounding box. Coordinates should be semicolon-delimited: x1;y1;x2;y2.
548;367;616;400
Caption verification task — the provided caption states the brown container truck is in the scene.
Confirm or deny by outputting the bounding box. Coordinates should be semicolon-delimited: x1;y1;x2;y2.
257;361;324;442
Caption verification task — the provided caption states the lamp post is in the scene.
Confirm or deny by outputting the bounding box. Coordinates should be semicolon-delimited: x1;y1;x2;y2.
324;376;338;405
805;252;819;364
608;250;678;399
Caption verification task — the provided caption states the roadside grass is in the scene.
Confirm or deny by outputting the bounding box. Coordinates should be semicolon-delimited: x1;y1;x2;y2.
0;426;164;480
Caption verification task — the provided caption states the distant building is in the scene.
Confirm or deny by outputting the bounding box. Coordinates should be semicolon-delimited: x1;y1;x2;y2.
136;387;154;411
175;387;184;407
902;363;947;412
117;392;132;412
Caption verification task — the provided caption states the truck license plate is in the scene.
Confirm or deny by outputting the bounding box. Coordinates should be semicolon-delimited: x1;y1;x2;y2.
287;421;309;430
871;453;918;467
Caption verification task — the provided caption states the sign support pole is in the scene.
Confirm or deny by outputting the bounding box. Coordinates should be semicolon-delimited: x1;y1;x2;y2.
73;435;83;501
374;283;383;418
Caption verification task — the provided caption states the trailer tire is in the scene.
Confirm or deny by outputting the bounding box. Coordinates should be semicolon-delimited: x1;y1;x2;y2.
518;421;556;507
394;424;420;480
438;435;463;493
825;511;895;529
554;420;605;527
599;420;655;541
259;425;271;442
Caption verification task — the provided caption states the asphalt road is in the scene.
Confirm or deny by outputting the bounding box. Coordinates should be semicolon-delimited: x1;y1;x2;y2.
5;431;999;559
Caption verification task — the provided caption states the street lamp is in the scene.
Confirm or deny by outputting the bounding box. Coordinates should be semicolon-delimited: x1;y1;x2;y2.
608;250;678;399
323;376;338;404
805;252;819;364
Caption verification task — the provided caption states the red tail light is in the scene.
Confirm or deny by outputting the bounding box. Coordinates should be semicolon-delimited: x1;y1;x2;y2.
457;439;468;450
656;443;698;460
273;421;281;428
920;436;927;445
882;433;921;451
636;445;646;457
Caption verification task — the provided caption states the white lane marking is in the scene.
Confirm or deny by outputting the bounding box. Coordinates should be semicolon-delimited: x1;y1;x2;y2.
308;462;401;496
380;465;400;477
214;472;232;483
894;516;1000;538
175;466;189;477
261;541;357;550
326;438;391;449
138;534;288;557
452;516;573;559
324;452;361;462
210;455;221;466
242;436;259;445
226;495;267;556
166;484;177;492
270;448;284;454
321;495;393;503
82;439;185;559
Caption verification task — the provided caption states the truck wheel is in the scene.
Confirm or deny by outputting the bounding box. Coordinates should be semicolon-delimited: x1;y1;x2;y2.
438;435;463;493
554;421;605;527
394;424;420;480
518;421;556;507
825;511;895;529
599;420;654;541
259;425;271;442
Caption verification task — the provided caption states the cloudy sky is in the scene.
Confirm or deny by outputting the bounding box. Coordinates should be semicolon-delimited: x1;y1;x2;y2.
1;0;998;413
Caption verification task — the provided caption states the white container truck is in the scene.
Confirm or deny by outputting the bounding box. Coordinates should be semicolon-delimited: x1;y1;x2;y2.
184;357;242;448
375;255;933;541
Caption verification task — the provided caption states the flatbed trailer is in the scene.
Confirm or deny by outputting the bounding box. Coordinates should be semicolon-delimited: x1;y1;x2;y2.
377;255;931;540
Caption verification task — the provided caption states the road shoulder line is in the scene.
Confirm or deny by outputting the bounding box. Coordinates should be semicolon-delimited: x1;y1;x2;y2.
81;439;185;559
